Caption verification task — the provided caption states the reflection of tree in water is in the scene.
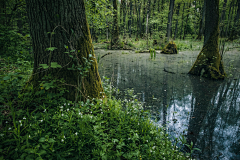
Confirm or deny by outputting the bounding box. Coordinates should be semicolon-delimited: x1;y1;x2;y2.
185;77;222;158
186;78;240;160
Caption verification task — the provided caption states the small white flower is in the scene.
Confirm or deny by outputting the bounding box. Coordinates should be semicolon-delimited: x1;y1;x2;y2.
146;140;148;142
5;121;8;123
61;139;64;142
8;128;11;130
23;117;26;120
0;134;4;137
29;135;31;138
64;135;65;139
67;109;69;112
62;114;64;116
64;103;66;106
101;112;103;114
75;132;78;135
60;106;63;108
43;109;46;112
20;124;22;126
19;120;21;123
39;120;43;122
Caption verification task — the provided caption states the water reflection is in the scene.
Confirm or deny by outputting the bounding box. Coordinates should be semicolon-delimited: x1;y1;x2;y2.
96;49;240;160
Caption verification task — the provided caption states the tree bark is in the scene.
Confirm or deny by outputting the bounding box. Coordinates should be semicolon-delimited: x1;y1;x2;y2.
189;0;226;80
25;0;105;102
166;0;175;42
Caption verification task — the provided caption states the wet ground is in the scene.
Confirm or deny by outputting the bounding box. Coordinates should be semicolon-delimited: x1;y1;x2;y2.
95;48;240;160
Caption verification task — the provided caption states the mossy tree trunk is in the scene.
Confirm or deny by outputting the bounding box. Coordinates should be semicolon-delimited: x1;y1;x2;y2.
111;0;119;47
188;0;226;80
25;0;104;102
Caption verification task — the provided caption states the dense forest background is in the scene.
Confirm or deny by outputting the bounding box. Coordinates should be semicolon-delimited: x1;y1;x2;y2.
1;0;240;60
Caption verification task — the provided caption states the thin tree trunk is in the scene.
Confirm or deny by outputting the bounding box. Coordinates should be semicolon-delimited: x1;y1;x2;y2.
220;0;228;37
228;0;240;40
112;0;120;46
180;3;185;40
25;0;105;102
166;0;175;42
183;3;190;40
174;3;181;40
128;0;133;38
196;0;206;40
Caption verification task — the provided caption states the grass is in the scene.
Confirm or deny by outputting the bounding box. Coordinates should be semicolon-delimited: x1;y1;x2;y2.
0;56;197;159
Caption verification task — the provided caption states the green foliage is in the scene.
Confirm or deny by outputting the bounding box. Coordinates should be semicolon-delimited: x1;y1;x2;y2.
0;58;197;159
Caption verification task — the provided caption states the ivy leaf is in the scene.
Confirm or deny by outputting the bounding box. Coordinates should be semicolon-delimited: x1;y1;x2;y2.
50;62;62;68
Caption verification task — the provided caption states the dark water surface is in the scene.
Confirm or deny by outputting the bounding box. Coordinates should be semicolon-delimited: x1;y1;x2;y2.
95;49;240;160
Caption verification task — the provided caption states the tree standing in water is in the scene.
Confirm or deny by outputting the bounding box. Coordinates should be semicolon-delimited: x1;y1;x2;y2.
188;0;226;79
25;0;104;102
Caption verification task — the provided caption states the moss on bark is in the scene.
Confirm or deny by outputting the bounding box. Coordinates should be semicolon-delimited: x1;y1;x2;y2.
188;0;225;80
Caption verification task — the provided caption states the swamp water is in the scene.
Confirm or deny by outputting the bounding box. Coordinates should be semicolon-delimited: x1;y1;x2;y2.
95;49;240;160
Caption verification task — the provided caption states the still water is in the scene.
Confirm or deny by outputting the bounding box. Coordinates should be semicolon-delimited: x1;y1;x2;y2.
96;49;240;160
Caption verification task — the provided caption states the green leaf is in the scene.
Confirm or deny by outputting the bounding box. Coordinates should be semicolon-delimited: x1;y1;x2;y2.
50;62;62;68
3;76;11;80
48;138;56;143
39;64;49;69
39;137;45;142
45;47;57;51
41;144;49;149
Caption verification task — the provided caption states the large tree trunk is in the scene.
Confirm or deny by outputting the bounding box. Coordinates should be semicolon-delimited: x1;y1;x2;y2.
112;0;120;47
25;0;104;102
166;0;175;42
189;0;226;80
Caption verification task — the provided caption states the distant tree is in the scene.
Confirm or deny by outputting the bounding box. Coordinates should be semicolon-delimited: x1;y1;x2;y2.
111;0;120;47
166;0;175;42
25;0;104;101
188;0;226;79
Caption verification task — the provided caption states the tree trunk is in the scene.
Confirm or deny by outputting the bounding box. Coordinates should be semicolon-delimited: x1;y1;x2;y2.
128;0;133;38
166;0;175;42
183;3;190;40
189;0;226;80
196;0;206;40
220;0;228;37
180;3;185;40
174;3;181;40
25;0;105;102
228;0;240;41
226;0;236;38
112;0;120;46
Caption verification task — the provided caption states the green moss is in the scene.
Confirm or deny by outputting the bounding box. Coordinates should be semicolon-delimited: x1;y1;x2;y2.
161;41;178;54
